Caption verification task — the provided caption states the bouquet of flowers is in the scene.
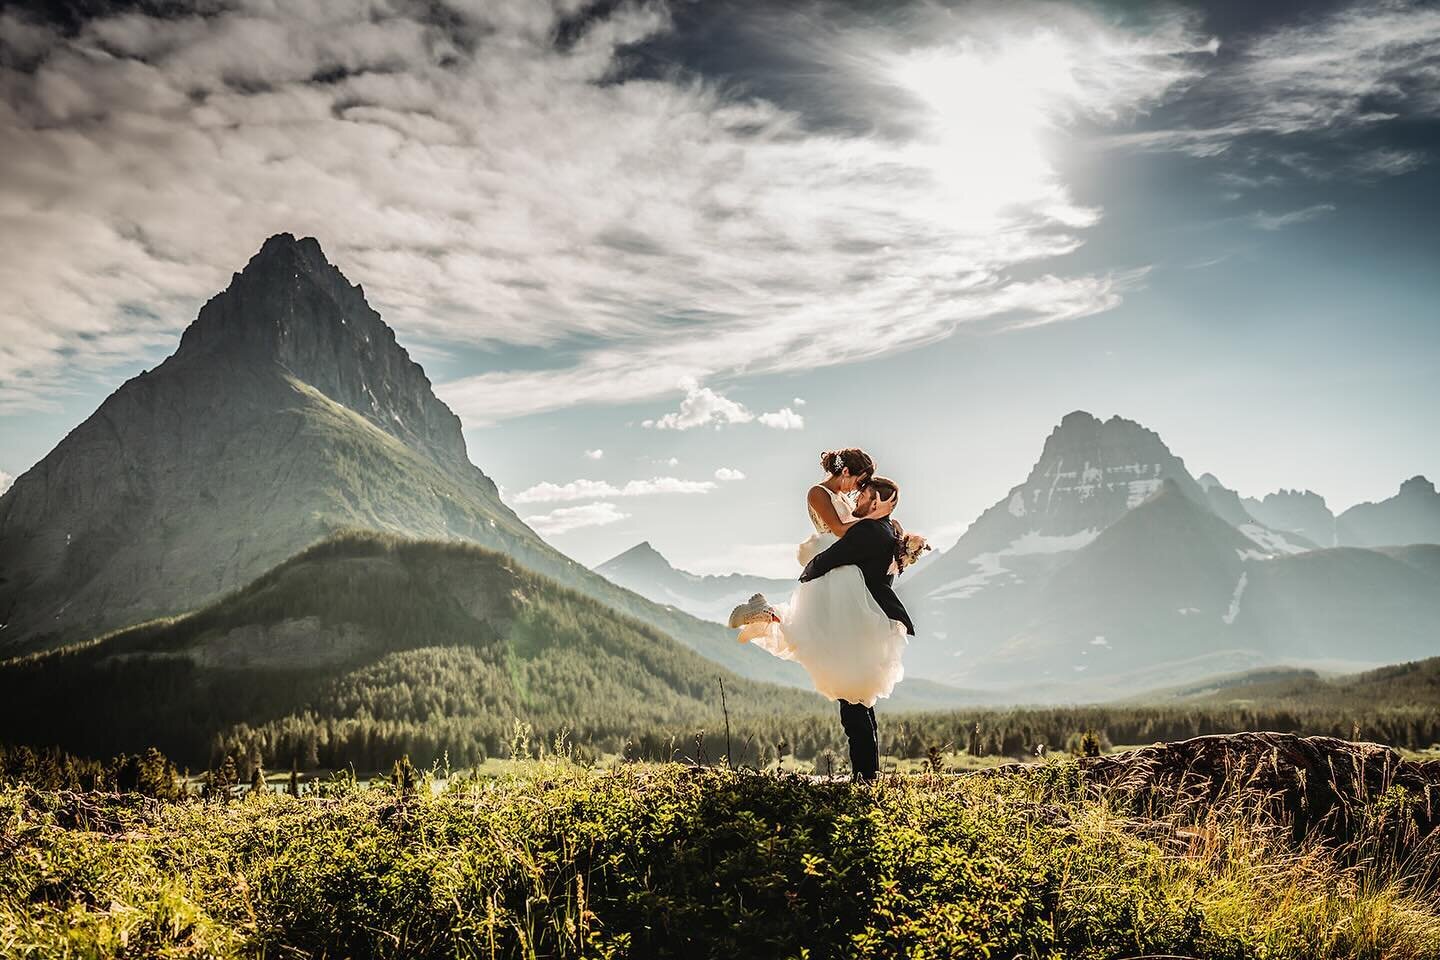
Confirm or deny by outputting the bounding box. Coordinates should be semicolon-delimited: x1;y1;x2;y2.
896;530;931;574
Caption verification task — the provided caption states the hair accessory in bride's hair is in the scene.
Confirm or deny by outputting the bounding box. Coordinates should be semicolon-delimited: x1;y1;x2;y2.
821;448;875;479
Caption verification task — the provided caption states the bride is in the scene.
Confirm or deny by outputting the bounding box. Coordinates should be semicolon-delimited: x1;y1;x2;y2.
729;448;917;707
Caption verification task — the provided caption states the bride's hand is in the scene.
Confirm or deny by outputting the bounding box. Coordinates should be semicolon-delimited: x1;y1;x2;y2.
870;494;898;519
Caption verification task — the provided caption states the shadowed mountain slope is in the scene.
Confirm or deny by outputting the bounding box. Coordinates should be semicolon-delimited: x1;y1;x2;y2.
0;532;831;767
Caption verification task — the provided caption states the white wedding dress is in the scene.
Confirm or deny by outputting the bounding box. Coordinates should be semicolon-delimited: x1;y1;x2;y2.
738;485;908;707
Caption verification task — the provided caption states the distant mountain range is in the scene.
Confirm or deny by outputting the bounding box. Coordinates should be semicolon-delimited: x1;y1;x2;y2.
1236;475;1440;549
596;541;797;625
896;412;1440;699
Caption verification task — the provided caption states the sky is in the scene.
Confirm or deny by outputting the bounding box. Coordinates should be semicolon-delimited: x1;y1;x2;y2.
1;0;1438;576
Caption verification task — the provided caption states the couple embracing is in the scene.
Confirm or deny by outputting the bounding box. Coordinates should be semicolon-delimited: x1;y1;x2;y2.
728;448;928;782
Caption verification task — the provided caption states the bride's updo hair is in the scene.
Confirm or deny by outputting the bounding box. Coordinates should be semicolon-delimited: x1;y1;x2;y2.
820;448;875;480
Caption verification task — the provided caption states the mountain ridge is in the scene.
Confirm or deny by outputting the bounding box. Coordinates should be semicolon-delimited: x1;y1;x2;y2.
594;541;799;625
0;530;831;766
899;413;1439;695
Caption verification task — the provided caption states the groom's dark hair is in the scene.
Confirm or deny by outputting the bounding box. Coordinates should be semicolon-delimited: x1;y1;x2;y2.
865;476;899;505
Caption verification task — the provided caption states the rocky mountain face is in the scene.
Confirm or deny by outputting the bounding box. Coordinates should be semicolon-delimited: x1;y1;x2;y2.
0;234;780;683
1242;489;1337;546
898;413;1439;699
1336;476;1440;547
173;234;474;468
595;542;797;625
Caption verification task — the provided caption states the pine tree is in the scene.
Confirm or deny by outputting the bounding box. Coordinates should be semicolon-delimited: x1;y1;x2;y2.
206;753;237;801
288;756;300;798
250;759;266;795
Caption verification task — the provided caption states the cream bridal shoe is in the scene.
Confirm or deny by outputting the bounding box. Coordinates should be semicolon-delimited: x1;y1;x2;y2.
727;593;778;628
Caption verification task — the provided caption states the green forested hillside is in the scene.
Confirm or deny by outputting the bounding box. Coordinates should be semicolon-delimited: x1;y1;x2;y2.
1121;655;1440;709
0;532;829;768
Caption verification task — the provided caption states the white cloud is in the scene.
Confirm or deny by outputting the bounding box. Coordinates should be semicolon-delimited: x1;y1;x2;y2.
584;449;604;460
0;469;13;496
642;380;806;432
512;475;716;504
0;0;1206;415
622;477;717;497
757;407;805;431
643;379;754;430
1251;203;1337;231
513;479;619;504
714;467;746;481
524;502;628;537
792;398;806;406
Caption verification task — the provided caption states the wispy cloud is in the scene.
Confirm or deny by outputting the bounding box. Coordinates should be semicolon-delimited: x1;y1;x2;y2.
584;449;604;460
714;467;746;481
512;475;716;504
0;470;13;496
524;502;628;537
1111;0;1440;171
0;0;1204;416
1250;203;1337;231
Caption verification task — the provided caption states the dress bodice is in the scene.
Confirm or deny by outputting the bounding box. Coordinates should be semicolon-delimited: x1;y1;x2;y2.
808;484;851;535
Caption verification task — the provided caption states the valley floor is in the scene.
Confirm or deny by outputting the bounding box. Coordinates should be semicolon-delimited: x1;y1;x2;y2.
4;735;1440;959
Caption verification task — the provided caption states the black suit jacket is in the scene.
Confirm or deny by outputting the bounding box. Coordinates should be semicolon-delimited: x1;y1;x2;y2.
798;517;915;636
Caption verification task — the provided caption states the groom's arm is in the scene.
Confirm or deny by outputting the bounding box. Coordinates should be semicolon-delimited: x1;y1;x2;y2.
799;520;887;582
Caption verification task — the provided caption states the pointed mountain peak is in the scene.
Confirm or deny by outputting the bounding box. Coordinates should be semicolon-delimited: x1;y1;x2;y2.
240;232;340;282
1026;410;1199;507
1058;409;1100;429
167;233;470;466
600;541;676;572
1108;475;1251;547
1400;475;1436;497
1041;410;1169;450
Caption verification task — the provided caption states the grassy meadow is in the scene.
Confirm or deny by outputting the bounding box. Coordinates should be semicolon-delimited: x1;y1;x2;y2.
4;740;1440;960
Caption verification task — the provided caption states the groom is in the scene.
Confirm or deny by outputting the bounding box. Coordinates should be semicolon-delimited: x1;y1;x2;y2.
798;476;914;782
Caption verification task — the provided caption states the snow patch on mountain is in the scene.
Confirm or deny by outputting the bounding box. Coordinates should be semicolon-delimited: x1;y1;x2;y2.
1237;524;1310;556
927;528;1100;601
1222;572;1249;626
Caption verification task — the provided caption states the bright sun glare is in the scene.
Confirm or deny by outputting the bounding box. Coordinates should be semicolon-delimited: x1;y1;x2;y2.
889;33;1095;228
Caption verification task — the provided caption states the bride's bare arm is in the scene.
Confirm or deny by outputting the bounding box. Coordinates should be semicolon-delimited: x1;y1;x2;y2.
807;485;863;537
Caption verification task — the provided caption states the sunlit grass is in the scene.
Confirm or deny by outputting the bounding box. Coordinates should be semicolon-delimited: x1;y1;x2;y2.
4;746;1438;960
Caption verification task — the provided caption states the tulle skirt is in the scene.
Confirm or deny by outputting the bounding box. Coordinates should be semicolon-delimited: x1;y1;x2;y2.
739;531;908;707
